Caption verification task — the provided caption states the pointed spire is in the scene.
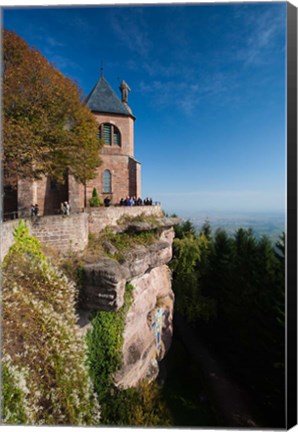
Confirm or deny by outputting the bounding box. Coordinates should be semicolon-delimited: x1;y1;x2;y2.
85;74;134;117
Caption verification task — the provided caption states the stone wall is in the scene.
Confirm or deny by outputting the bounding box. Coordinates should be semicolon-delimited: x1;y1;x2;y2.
1;205;164;261
30;213;89;253
0;219;22;262
1;213;89;261
88;205;164;234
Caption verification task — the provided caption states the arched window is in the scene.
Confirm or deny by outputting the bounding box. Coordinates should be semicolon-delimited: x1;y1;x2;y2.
103;170;112;193
98;123;121;146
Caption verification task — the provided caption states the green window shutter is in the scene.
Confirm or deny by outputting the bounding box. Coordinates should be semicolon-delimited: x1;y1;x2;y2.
113;127;121;146
103;124;111;145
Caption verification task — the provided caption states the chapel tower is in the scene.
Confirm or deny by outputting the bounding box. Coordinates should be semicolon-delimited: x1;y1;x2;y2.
81;73;141;206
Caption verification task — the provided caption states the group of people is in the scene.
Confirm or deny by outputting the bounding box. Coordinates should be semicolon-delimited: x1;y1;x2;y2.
30;203;39;217
119;196;153;207
30;196;154;216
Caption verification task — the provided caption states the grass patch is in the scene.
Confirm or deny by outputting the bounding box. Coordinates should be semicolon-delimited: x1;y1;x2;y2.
116;213;161;227
83;228;158;263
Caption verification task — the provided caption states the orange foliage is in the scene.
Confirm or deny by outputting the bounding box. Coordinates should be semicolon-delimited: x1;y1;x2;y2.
3;30;102;186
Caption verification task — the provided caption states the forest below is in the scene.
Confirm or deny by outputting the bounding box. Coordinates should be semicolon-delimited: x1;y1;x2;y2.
168;219;285;428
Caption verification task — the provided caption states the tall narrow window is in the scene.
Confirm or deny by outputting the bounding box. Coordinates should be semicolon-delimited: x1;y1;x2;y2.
103;170;112;193
113;127;121;146
103;124;112;145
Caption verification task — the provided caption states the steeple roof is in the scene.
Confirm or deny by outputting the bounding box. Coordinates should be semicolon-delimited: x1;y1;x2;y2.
85;75;132;117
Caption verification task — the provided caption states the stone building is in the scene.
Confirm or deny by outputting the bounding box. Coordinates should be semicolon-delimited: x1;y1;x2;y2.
3;74;141;218
81;73;141;208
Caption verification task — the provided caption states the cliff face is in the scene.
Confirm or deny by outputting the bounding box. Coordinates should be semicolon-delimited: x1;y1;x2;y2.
78;218;178;388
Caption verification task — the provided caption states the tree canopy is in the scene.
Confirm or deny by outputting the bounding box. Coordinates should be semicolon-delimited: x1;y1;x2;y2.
3;30;102;186
172;220;285;426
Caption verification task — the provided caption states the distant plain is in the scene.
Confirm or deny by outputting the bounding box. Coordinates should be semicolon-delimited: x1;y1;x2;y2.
174;211;285;244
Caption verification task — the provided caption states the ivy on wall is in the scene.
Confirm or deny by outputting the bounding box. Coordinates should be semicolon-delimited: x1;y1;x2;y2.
86;283;134;420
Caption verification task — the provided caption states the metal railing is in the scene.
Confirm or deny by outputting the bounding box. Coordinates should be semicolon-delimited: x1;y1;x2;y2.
3;210;29;222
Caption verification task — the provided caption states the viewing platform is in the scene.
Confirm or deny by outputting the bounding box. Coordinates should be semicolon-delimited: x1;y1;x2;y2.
1;205;164;262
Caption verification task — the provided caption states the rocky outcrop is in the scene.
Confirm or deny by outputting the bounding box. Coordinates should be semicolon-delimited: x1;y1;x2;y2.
81;258;129;311
78;217;179;389
114;265;174;388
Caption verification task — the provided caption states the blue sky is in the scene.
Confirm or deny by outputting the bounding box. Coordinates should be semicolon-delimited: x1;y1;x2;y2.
3;2;287;215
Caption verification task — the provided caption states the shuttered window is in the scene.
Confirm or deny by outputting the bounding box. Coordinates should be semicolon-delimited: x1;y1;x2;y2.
113;127;121;146
103;124;112;145
103;170;112;193
98;123;121;147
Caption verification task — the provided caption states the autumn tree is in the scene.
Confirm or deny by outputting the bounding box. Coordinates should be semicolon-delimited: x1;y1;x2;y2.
3;29;102;186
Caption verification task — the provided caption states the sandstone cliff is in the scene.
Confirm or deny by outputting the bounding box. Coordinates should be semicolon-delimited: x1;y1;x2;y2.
78;217;179;388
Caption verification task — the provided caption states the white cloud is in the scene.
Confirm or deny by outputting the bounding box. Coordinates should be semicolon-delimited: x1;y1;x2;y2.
234;7;286;67
45;36;64;47
111;9;151;57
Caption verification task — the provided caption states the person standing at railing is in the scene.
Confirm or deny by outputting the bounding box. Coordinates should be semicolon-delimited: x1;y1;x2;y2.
31;204;35;217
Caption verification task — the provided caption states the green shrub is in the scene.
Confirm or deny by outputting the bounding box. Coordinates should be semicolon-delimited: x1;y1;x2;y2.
2;359;28;425
89;187;102;207
106;381;172;426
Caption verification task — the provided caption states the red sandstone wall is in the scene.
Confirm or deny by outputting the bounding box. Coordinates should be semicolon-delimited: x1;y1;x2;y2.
36;176;68;216
93;112;134;157
85;154;130;205
0;214;89;261
30;213;89;253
